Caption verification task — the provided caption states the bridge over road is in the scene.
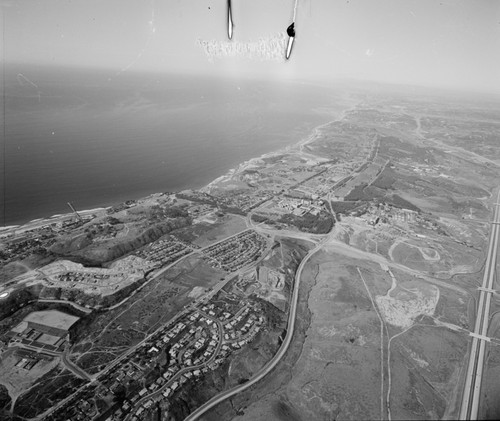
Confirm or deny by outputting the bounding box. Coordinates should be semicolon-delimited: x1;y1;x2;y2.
460;190;500;420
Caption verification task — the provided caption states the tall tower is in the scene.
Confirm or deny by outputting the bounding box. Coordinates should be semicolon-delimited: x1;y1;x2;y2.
67;202;83;222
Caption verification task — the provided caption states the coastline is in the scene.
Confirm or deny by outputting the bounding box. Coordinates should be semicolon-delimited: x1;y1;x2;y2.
202;116;339;193
0;207;110;237
2;112;343;235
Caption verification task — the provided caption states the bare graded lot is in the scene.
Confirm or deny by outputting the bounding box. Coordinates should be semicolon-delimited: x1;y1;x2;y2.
0;348;59;413
70;255;225;374
171;214;246;248
191;215;247;248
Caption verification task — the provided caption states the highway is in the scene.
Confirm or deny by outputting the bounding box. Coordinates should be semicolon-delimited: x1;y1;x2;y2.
459;190;500;420
184;237;324;421
182;205;472;420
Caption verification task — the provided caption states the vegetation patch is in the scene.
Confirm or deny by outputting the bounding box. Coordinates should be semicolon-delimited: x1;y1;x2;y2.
278;212;334;234
385;194;421;212
330;201;364;215
0;384;11;412
14;367;87;419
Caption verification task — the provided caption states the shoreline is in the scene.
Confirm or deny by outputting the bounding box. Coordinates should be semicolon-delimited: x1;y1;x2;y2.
2;112;344;235
0;207;110;237
202;116;339;193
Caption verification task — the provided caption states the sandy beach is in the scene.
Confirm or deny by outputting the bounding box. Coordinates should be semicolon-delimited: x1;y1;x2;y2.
0;207;110;236
4;108;348;234
201;109;350;193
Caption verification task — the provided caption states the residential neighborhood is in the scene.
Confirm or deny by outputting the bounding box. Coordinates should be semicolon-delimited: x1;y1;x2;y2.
45;293;265;421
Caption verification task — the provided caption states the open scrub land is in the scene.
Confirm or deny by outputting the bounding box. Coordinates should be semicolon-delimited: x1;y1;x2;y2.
1;84;500;420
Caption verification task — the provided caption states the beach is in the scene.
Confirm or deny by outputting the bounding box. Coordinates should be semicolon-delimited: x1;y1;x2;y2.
1;102;350;238
3;66;348;226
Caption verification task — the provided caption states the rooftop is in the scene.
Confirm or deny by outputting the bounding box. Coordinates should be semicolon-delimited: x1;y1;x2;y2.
24;310;80;331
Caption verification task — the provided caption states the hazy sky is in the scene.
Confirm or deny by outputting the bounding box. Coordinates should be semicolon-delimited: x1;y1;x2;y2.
2;0;500;92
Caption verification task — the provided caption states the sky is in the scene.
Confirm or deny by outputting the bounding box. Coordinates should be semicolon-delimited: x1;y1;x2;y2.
1;0;500;92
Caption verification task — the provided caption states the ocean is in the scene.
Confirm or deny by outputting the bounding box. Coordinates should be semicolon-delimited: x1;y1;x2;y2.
2;64;346;225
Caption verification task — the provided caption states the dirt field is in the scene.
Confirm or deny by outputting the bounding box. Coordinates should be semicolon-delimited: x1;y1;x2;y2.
388;324;468;419
390;238;482;276
0;348;59;412
0;262;31;285
176;215;247;248
205;248;469;420
13;366;86;419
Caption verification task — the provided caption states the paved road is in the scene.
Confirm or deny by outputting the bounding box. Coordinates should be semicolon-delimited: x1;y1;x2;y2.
184;237;326;420
183;208;472;420
38;303;196;420
459;190;500;420
61;349;92;381
101;251;196;312
124;310;224;421
254;219;465;295
7;343;91;382
37;299;92;314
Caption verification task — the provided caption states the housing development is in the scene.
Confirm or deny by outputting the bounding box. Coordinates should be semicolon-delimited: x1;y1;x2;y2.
1;88;500;421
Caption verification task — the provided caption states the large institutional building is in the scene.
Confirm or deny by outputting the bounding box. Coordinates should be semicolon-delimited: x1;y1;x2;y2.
24;310;80;337
8;310;80;352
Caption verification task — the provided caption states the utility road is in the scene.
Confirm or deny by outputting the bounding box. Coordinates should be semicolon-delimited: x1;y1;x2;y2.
460;190;500;420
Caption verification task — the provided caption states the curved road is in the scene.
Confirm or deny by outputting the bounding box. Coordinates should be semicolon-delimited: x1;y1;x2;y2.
185;211;469;420
184;237;324;420
37;299;92;314
124;311;224;421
